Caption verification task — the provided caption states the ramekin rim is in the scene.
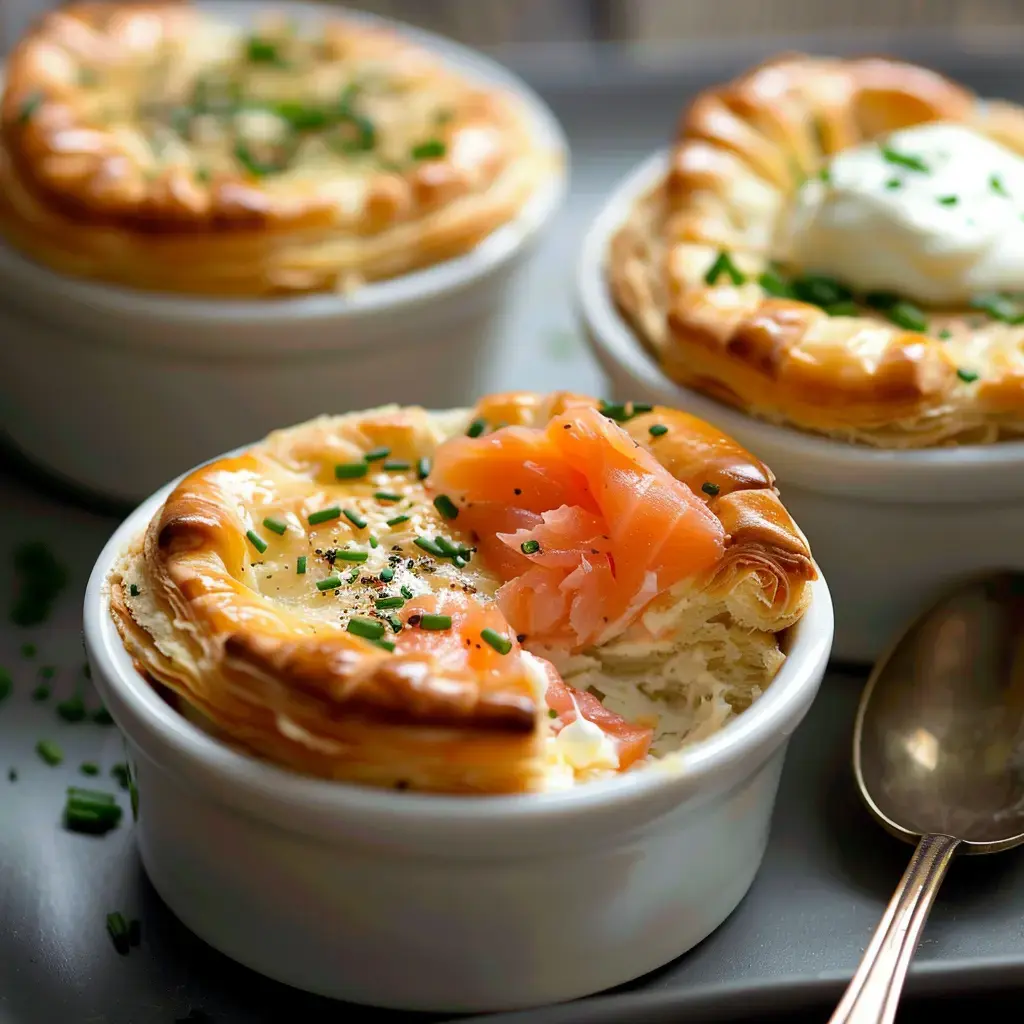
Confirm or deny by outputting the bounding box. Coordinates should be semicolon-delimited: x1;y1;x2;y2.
577;147;1024;473
83;443;834;829
0;0;569;326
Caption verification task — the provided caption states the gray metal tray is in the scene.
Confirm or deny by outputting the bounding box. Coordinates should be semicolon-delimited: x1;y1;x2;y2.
4;33;1024;1024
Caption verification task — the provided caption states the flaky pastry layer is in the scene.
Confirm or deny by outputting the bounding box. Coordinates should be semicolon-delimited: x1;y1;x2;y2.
0;2;555;296
608;54;1024;447
106;391;816;794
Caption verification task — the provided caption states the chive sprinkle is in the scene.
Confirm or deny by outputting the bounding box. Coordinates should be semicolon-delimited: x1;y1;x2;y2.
383;461;411;472
263;517;288;535
433;495;459;520
32;685;50;701
364;447;390;462
938;195;958;206
704;250;746;286
702;481;720;496
415;537;445;557
296;556;307;574
434;535;460;556
521;539;540;554
36;740;63;766
480;628;512;655
411;139;446;160
400;586;414;600
388;615;403;633
938;328;953;340
758;269;793;298
246;530;268;554
372;638;397;653
106;912;130;954
316;576;342;591
887;301;929;333
336;550;368;563
57;693;87;722
957;368;979;383
375;596;405;610
419;614;452;631
21;643;36;657
308;506;341;526
347;567;360;583
369;536;379;548
39;666;55;680
80;762;100;776
374;491;402;503
129;584;140;597
18;92;42;124
347;617;385;640
343;509;367;529
881;145;928;173
380;567;395;582
648;424;669;437
387;514;410;527
92;707;114;725
466;418;487;438
417;457;431;479
991;174;1010;197
335;462;368;479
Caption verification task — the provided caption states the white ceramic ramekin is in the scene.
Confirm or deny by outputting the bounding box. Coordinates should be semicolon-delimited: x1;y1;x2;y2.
578;150;1024;664
83;462;833;1013
0;1;567;506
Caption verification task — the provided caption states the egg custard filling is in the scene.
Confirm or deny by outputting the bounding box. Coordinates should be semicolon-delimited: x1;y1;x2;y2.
0;2;554;296
107;392;816;795
609;55;1024;447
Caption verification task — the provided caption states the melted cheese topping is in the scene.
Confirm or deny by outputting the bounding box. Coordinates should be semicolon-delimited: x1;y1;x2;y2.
785;123;1024;305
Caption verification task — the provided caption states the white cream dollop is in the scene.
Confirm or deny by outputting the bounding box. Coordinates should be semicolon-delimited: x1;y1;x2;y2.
553;696;620;773
783;122;1024;305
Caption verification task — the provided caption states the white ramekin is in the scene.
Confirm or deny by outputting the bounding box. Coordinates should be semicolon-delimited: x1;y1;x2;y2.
0;1;568;506
83;458;833;1014
578;150;1024;664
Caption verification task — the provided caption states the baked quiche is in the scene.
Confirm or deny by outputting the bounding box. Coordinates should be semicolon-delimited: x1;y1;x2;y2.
0;2;555;296
610;55;1024;447
107;391;817;795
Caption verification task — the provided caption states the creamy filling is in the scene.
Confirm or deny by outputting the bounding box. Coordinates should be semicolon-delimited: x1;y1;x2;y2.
783;122;1024;305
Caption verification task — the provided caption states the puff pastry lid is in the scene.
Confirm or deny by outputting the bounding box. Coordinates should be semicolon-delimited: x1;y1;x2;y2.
609;55;1024;447
0;2;552;296
107;391;816;795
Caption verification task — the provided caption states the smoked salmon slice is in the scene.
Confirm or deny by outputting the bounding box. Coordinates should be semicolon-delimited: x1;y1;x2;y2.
428;405;726;650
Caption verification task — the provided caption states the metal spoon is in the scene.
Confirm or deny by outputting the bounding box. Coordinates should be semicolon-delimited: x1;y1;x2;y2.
828;571;1024;1024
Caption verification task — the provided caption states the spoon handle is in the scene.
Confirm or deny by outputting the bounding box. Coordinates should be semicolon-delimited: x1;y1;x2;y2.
828;832;960;1024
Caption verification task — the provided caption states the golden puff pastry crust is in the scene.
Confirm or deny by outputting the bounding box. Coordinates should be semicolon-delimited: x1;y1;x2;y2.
608;54;1024;447
0;2;555;296
107;392;817;795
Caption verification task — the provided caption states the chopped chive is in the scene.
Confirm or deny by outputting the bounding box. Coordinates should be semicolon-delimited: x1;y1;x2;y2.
466;418;487;438
880;145;928;173
336;550;368;563
415;537;445;557
375;596;405;610
246;530;268;554
372;638;396;652
388;614;403;633
419;614;452;631
937;194;958;206
296;556;307;574
417;457;431;479
387;514;410;527
316;575;343;592
758;269;794;298
374;491;402;503
702;481;720;497
411;139;446;160
400;586;414;600
110;763;130;790
434;535;460;556
21;643;36;657
18;91;43;124
335;462;368;479
433;495;459;520
106;912;130;954
246;37;283;63
705;250;746;286
129;584;140;597
548;708;558;719
262;517;288;535
343;509;367;529
825;301;861;317
818;167;831;183
792;274;852;308
36;740;63;766
632;402;653;414
347;567;360;583
80;762;100;776
347;617;386;640
452;554;467;569
92;706;114;725
648;424;669;437
885;177;902;190
970;293;1024;324
67;786;116;805
957;368;979;383
364;447;390;462
383;461;411;472
39;666;55;680
886;301;929;332
380;567;395;582
520;539;540;555
56;693;87;723
480;628;512;655
990;174;1010;197
32;684;50;701
369;536;379;549
308;506;341;526
938;328;953;340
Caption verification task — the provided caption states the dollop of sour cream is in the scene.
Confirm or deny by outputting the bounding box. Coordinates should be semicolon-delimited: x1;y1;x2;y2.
783;122;1024;305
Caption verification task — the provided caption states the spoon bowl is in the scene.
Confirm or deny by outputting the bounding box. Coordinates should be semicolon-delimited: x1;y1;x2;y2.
830;571;1024;1024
